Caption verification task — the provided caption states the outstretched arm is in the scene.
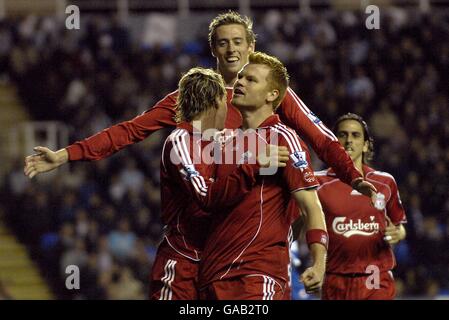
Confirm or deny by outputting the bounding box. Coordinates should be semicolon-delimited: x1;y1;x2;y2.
67;92;178;161
278;89;377;202
24;92;178;177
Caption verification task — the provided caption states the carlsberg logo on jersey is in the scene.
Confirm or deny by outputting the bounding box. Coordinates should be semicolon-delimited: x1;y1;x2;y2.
332;216;380;238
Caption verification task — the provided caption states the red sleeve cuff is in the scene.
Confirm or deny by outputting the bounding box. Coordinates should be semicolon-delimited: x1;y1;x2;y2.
390;217;407;226
66;144;84;161
306;229;328;250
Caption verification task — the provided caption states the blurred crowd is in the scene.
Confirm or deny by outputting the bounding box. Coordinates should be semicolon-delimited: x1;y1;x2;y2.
1;8;448;299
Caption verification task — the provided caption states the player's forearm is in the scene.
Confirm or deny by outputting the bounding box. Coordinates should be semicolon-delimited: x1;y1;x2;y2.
304;206;326;233
296;122;361;185
67;119;155;161
67;102;177;161
309;243;327;271
299;127;360;185
294;189;328;256
295;190;327;233
56;148;69;165
324;141;362;186
278;92;361;185
304;205;327;271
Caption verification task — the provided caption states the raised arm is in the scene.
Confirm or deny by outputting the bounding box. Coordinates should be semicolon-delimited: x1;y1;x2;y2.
24;92;178;178
277;88;377;201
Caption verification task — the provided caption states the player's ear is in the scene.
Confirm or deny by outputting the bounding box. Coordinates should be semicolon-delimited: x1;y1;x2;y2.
363;140;369;153
266;89;279;104
211;45;217;58
248;41;255;53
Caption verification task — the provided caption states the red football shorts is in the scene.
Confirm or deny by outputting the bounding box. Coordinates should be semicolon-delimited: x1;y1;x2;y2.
149;239;199;300
199;274;289;300
321;271;396;300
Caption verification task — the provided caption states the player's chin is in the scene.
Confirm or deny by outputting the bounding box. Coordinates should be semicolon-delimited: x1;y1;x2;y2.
225;63;243;74
231;97;244;107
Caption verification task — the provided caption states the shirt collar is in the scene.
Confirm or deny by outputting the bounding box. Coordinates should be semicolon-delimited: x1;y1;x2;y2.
256;114;281;128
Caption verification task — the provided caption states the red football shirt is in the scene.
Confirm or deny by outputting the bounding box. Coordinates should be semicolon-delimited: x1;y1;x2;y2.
316;166;407;274
66;87;361;185
160;122;260;261
198;115;319;288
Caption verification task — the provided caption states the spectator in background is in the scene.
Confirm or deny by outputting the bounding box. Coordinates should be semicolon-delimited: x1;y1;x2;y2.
369;101;400;142
107;218;136;263
74;209;90;239
7;160;31;196
346;67;375;101
57;192;78;223
60;238;88;278
96;235;113;274
106;267;144;300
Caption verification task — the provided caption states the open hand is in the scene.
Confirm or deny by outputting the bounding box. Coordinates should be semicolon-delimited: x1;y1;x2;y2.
24;147;68;178
352;178;378;206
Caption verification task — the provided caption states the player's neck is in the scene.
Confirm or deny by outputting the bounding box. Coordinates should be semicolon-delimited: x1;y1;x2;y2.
353;158;364;176
191;115;218;140
221;70;237;87
240;105;274;130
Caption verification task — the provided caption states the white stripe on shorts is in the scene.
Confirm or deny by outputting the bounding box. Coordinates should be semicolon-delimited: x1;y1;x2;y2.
160;259;177;300
263;275;276;300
